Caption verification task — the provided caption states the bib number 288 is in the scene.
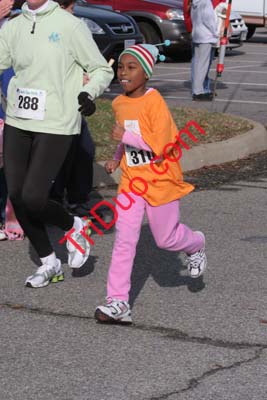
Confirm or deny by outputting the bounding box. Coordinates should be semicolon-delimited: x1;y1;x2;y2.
15;88;46;120
18;95;39;111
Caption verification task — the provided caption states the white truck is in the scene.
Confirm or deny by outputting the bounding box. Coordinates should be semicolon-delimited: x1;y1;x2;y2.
231;0;267;39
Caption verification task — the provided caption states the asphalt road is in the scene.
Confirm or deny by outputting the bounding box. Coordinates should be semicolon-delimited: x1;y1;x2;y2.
1;164;267;400
1;33;267;400
110;28;267;126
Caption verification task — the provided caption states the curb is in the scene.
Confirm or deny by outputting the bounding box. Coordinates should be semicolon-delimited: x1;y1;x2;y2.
180;119;267;172
93;118;267;187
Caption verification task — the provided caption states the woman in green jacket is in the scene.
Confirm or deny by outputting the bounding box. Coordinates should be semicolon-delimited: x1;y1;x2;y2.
0;0;113;287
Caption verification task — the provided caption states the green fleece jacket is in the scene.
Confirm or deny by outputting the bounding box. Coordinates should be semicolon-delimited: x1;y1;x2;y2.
0;1;114;134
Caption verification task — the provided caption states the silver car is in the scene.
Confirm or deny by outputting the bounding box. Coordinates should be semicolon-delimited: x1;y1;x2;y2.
229;11;248;48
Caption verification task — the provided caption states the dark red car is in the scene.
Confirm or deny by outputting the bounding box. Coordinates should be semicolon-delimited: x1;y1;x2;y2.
87;0;191;59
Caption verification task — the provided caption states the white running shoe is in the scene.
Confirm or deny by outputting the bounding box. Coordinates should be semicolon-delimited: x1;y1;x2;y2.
95;298;132;324
0;223;7;240
66;217;91;269
187;231;207;278
0;230;7;240
25;259;64;288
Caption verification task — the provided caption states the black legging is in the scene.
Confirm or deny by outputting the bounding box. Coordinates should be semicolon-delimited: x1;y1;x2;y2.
3;124;74;257
51;118;95;204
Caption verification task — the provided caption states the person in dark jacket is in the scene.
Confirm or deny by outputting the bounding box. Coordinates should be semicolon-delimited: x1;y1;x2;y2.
50;0;96;218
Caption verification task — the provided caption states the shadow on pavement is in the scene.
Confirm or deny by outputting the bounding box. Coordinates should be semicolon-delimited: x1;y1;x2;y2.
129;224;205;308
225;49;245;57
246;35;267;44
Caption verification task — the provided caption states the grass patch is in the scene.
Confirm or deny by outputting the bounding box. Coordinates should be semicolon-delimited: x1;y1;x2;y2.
87;98;253;161
86;98;117;162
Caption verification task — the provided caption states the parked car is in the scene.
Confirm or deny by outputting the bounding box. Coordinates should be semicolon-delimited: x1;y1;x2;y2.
86;0;192;60
85;0;247;59
229;11;248;48
231;0;267;40
73;1;143;65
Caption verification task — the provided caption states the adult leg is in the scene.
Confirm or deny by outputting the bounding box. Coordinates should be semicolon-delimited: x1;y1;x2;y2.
191;43;195;95
204;47;216;94
67;118;95;206
193;43;213;95
67;146;93;205
4;125;74;257
50;135;76;204
0;168;7;223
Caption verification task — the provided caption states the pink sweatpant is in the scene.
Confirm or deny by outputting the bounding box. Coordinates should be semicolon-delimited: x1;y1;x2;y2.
107;193;204;302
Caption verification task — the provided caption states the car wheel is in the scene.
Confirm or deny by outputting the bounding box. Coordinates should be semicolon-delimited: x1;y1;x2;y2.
246;25;256;40
167;49;192;62
137;21;161;45
112;59;118;80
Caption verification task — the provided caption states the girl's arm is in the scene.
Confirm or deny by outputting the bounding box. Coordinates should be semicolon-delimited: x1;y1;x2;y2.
113;142;124;161
111;123;153;161
122;130;152;151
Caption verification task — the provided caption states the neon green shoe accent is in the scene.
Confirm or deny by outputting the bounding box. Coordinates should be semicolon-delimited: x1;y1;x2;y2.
51;273;64;283
57;273;64;282
84;218;92;236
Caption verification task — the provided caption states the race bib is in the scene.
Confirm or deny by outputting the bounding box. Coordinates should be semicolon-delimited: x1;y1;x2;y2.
14;88;46;120
125;145;155;166
123;120;160;166
124;120;141;135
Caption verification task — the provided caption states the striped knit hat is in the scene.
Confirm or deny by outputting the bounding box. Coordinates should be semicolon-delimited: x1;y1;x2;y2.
119;44;159;79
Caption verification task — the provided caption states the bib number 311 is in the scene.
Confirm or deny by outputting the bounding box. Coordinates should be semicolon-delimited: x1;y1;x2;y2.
125;145;155;167
15;88;46;120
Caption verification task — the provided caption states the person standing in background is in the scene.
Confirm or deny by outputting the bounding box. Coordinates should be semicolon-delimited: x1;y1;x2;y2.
184;0;222;101
191;0;218;101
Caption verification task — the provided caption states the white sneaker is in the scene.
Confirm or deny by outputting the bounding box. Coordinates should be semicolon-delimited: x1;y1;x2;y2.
25;259;63;288
0;229;7;240
66;217;91;269
95;298;132;324
187;231;207;278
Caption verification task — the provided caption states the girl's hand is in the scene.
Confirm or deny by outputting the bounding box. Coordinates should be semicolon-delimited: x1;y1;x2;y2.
105;160;120;174
111;122;125;141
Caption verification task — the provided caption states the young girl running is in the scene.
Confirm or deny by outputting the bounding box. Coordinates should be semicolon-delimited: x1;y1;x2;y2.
95;44;207;324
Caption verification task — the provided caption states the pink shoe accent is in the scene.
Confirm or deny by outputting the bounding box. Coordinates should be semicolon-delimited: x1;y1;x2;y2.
4;199;24;241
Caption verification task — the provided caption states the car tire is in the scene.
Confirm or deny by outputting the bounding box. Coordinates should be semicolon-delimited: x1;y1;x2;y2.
167;49;192;62
112;59;118;80
246;25;256;40
137;21;161;45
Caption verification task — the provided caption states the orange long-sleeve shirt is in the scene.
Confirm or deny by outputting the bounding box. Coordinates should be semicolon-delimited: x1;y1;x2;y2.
113;89;194;206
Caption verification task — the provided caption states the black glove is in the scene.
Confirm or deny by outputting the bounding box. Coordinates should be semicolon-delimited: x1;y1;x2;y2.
78;92;96;116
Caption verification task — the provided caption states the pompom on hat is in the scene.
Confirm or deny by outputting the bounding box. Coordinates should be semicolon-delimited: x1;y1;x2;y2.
119;41;170;79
